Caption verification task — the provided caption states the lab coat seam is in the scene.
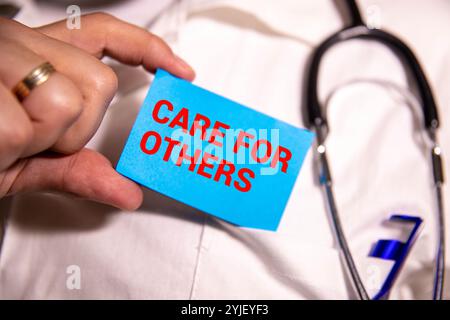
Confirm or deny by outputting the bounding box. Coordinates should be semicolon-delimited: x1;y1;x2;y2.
188;214;208;299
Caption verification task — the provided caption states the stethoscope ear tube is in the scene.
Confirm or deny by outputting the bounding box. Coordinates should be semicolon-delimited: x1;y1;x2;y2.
305;26;440;132
431;142;445;300
314;123;370;300
432;146;445;185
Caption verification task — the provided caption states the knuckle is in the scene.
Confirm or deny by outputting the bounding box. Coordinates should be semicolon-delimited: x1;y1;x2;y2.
46;74;83;124
91;64;118;98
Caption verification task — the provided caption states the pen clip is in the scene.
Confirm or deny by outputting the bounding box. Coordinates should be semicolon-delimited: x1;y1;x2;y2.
369;214;423;300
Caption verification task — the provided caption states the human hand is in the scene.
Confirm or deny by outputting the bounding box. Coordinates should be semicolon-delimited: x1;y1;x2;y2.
0;13;195;210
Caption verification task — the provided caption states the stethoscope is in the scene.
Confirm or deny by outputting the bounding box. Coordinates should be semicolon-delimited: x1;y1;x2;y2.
304;0;446;299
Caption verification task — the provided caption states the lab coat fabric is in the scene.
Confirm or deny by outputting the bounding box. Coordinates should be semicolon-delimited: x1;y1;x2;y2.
0;0;449;299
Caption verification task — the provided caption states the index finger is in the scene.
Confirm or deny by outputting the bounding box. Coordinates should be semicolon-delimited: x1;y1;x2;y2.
36;13;195;81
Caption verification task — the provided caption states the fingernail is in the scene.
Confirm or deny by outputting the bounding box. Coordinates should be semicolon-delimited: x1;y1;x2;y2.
174;54;195;76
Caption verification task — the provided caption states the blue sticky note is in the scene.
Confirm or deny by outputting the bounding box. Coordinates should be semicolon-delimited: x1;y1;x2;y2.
117;69;314;231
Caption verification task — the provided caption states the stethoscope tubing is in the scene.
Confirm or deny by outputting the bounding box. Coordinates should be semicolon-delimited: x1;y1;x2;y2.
305;0;445;300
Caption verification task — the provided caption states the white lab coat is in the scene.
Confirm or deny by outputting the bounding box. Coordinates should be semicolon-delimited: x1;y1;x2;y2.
0;0;449;299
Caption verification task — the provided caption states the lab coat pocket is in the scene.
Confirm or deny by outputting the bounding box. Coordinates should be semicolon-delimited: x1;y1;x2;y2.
190;217;349;299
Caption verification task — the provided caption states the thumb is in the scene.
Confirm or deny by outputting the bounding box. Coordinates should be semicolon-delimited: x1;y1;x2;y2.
2;148;143;211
